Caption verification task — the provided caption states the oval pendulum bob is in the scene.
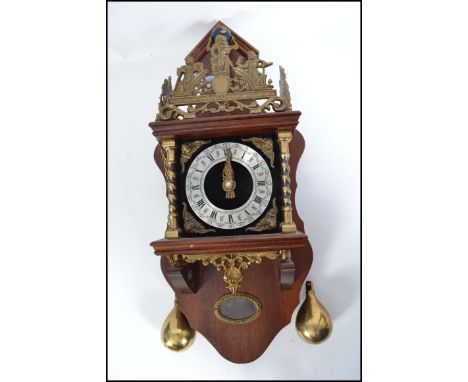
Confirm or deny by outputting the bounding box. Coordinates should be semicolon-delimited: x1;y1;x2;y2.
295;281;333;344
161;300;196;352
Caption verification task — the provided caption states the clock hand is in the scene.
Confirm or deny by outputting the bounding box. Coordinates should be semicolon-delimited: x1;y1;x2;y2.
222;148;236;199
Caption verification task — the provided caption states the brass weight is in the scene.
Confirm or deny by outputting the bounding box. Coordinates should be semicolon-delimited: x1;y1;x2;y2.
161;300;196;352
295;281;333;344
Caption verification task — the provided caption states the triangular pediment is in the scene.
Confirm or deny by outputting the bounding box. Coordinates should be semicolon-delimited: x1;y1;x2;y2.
185;20;259;63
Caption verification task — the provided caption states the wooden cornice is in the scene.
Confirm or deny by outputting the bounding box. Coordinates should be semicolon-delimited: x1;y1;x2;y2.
151;231;308;257
149;110;301;140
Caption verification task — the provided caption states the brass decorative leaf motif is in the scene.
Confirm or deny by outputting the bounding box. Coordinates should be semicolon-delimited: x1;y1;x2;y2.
241;137;275;167
183;252;280;293
182;202;215;234
245;198;277;232
180;140;211;173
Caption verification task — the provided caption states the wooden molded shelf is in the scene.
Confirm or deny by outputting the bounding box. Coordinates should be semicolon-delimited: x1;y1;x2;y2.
151;231;308;256
149;111;301;140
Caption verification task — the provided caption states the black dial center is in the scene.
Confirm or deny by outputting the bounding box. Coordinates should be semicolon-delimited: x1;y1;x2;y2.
204;161;253;210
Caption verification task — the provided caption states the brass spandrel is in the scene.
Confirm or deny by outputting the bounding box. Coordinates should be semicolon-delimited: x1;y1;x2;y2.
245;198;277;232
180;140;211;173
182;202;215;234
241;137;275;167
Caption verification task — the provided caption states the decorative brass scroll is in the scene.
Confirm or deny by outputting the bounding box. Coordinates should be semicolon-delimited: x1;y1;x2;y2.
277;131;297;233
156;26;291;121
182;252;281;293
161;139;181;238
241;137;275;167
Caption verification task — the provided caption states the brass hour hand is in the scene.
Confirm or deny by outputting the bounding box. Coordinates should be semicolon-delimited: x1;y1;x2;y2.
222;148;236;199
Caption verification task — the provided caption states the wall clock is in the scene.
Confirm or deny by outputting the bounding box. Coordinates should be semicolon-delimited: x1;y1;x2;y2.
149;21;332;363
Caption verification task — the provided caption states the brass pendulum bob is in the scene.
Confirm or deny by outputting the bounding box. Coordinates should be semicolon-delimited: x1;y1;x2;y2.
161;300;196;352
295;281;333;344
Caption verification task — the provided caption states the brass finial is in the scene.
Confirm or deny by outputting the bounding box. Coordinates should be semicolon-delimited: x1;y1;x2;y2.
295;281;333;344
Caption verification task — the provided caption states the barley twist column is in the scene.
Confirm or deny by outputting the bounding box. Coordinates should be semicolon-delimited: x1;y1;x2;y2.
277;131;297;233
160;139;181;239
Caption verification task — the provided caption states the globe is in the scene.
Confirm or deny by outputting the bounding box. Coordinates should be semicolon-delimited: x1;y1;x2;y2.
210;26;232;43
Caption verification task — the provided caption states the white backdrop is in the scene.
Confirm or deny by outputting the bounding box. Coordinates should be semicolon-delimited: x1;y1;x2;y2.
108;2;360;380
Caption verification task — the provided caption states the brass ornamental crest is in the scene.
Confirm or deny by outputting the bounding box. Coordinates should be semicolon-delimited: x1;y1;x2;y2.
157;25;292;120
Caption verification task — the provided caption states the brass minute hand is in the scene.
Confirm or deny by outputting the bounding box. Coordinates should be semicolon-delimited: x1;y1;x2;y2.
222;148;236;199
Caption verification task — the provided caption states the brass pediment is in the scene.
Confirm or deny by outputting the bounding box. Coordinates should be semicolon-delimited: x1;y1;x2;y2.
156;21;291;121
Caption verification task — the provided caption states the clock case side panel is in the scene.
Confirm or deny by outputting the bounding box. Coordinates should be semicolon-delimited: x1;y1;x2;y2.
154;129;314;364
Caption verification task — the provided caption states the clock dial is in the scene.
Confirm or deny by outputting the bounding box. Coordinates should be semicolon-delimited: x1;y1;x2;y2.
185;142;273;230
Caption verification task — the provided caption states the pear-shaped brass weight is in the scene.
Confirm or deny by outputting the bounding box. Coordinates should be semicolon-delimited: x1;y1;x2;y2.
295;281;333;344
161;300;196;352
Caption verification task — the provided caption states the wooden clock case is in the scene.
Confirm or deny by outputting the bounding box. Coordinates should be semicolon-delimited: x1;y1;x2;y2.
150;112;313;363
149;22;315;363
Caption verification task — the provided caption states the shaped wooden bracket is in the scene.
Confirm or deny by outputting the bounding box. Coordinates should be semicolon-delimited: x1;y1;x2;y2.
278;249;295;289
165;256;202;294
